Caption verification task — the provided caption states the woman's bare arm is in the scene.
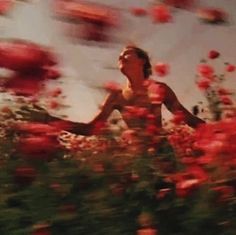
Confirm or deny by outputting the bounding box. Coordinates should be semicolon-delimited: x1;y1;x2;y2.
162;83;205;128
17;90;120;135
54;90;120;135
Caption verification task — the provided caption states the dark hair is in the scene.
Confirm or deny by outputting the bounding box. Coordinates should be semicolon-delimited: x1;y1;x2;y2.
125;46;152;79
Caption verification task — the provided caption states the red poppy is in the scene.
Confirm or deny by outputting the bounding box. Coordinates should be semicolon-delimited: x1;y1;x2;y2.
154;63;169;77
0;39;57;72
220;96;233;105
171;111;185;125
0;0;13;15
49;87;62;97
49;100;60;110
130;7;147;17
226;64;235;72
17;136;60;160
137;228;158;235
4;74;45;96
163;0;195;9
197;8;227;24
208;50;220;59
151;5;172;23
197;64;214;78
15;122;60;135
196;79;211;90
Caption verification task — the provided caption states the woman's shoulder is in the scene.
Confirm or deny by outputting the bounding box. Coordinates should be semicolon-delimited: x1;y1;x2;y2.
146;79;170;91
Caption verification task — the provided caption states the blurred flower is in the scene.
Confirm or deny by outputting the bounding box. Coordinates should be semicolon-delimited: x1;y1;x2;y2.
196;78;211;90
15;122;59;134
171;111;185;125
220;96;233;105
151;5;172;23
17;135;60;160
49;100;60;110
208;50;220;59
154;63;169;77
197;8;227;24
48;87;62;97
0;0;13;15
211;185;234;203
225;64;235;72
198;64;214;78
217;88;232;96
163;0;195;9
137;228;158;235
0;39;58;72
32;223;51;235
130;7;147;17
156;188;171;199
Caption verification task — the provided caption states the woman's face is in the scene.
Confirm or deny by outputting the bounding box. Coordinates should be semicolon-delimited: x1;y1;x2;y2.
118;48;144;77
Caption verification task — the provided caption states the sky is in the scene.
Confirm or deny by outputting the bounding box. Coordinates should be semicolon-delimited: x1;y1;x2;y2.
0;0;236;122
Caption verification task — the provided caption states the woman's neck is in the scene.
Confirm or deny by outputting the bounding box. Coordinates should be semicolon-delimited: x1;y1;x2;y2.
126;75;146;92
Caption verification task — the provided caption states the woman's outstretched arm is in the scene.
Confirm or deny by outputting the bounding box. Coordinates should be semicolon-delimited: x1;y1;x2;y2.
19;90;120;135
162;83;205;128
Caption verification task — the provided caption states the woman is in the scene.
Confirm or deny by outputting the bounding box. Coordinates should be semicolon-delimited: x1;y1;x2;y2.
23;46;205;135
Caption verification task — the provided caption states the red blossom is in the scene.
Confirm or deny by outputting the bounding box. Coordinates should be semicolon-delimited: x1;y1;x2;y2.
0;40;58;72
208;50;220;59
130;7;147;17
197;8;227;24
154;63;169;77
145;124;160;135
211;185;234;202
123;106;149;119
4;74;45;96
163;0;195;9
137;228;158;235
0;0;13;15
196;78;211;90
226;64;235;72
17;135;60;160
15;122;60;135
194;118;236;158
171;111;185;125
176;178;199;197
198;64;214;78
32;226;51;235
156;188;171;199
49;87;62;97
220;96;233;105
151;5;172;23
45;66;61;79
217;88;231;96
171;165;208;198
49;100;60;109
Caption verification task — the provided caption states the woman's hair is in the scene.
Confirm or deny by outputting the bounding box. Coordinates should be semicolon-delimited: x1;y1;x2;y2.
125;45;152;79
